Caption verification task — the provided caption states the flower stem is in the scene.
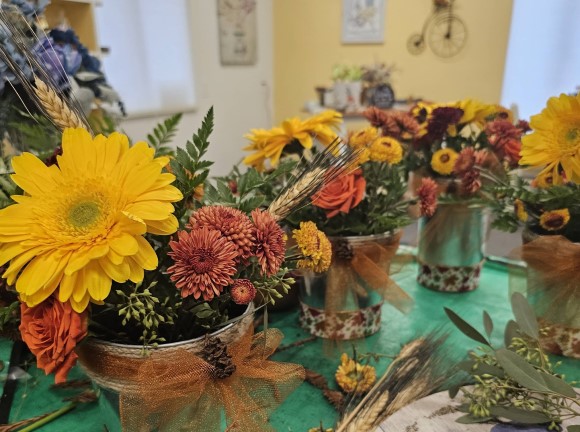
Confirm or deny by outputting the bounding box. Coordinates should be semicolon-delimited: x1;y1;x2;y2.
19;403;76;432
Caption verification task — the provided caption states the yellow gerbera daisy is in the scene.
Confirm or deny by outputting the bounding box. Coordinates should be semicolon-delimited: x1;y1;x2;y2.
292;221;332;273
335;353;376;394
243;111;343;170
369;137;403;164
539;208;570;231
0;128;183;312
520;93;580;183
514;199;528;223
431;148;459;175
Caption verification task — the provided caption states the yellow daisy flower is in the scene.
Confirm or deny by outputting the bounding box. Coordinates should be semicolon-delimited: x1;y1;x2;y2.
243;111;343;170
430;148;459;175
539;208;570;231
0;128;183;312
533;171;558;189
292;221;332;273
369;137;403;164
348;126;379;149
514;199;528;223
335;353;376;394
520;93;580;183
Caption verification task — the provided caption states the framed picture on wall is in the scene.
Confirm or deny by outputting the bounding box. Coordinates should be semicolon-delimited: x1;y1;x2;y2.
217;0;257;65
342;0;386;44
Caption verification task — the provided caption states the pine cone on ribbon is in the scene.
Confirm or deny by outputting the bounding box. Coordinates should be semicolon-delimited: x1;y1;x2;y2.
200;335;236;379
333;239;354;261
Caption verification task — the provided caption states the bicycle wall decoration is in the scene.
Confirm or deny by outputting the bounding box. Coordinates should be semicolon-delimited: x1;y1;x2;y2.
407;0;468;58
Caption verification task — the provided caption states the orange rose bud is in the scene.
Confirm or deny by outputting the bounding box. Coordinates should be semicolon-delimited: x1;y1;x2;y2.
19;298;88;384
312;169;366;218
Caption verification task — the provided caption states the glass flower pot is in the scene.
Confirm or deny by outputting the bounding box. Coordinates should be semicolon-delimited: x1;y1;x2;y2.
299;231;403;340
517;228;580;359
417;202;489;292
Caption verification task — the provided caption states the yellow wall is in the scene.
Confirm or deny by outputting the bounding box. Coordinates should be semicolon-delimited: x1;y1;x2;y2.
273;0;513;122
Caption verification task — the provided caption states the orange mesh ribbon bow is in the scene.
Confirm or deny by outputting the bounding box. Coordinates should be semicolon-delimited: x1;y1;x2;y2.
325;231;413;315
81;327;304;431
510;235;580;327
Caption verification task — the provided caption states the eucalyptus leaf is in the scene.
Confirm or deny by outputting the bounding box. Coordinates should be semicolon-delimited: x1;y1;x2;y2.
445;308;490;346
495;348;549;393
473;362;505;378
457;360;476;373
483;311;493;338
448;384;461;399
504;320;521;347
456;414;493;424
511;292;539;339
539;371;578;398
489;405;551;424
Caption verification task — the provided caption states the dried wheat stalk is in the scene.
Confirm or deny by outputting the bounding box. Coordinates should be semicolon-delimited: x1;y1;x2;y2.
33;77;86;130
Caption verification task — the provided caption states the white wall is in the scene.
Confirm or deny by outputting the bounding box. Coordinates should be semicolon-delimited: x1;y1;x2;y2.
119;0;273;176
501;0;580;120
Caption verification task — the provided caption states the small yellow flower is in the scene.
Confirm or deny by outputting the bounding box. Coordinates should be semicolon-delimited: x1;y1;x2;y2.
369;137;403;164
514;199;528;223
335;353;376;394
348;127;379;149
292;221;332;273
430;148;459;175
539;209;570;231
532;170;563;189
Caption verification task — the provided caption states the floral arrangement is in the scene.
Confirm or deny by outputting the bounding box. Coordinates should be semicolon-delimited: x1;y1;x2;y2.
407;99;529;213
0;103;357;384
243;110;343;171
331;64;364;82
491;93;580;240
360;63;394;88
289;106;419;236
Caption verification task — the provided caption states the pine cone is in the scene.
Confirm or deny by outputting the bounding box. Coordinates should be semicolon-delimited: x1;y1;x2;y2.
200;335;236;379
333;240;353;261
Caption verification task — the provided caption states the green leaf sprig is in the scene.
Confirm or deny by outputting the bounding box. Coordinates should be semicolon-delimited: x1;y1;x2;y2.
446;292;580;429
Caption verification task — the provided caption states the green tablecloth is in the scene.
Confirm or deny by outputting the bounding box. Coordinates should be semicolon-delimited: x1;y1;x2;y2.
1;258;578;431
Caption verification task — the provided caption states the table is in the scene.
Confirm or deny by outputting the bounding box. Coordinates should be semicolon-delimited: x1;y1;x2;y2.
1;257;578;431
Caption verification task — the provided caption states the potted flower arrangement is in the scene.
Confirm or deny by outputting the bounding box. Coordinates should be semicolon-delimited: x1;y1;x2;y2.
331;64;363;111
360;63;396;109
491;92;580;359
407;99;529;292
0;56;360;429
285;106;420;340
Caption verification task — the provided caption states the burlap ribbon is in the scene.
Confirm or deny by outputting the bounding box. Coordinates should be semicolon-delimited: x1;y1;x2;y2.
510;235;580;327
78;327;304;432
325;231;413;315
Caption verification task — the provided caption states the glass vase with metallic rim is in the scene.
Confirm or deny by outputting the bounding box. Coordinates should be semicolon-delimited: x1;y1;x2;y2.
76;304;254;429
518;227;580;359
299;230;401;340
417;202;490;292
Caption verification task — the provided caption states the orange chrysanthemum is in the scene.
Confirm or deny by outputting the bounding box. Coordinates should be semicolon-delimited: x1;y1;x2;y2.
251;209;286;276
167;227;238;300
188;206;255;261
230;279;256;305
416;177;438;217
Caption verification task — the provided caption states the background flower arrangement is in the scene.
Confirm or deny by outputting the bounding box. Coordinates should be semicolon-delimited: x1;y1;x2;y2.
288;106;418;236
407;99;529;210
